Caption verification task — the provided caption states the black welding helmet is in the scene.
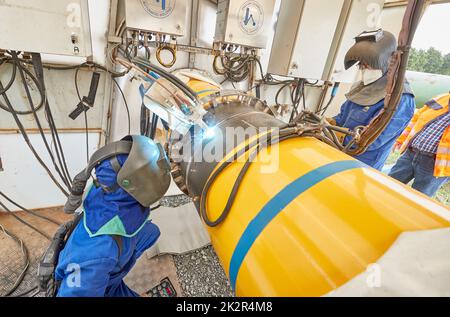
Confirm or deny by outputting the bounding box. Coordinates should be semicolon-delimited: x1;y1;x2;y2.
64;135;171;214
344;30;397;73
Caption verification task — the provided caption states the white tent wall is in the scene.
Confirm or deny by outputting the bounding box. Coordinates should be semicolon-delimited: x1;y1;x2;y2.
0;133;100;210
0;0;111;211
1;0;409;212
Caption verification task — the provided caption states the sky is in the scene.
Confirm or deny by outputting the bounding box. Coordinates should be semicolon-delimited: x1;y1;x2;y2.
412;3;450;54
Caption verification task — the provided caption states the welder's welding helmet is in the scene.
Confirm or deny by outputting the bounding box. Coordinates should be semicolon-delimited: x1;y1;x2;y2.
344;30;397;73
64;135;171;214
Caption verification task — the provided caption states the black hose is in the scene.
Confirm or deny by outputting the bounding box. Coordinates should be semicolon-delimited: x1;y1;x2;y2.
14;53;71;189
0;53;72;191
46;108;73;185
0;224;30;297
0;80;69;197
132;57;198;103
289;79;305;123
275;82;292;107
0;59;17;95
0;201;51;240
0;58;45;115
32;53;73;186
112;78;131;135
11;286;38;297
0;191;62;226
200;127;296;227
9;58;128;78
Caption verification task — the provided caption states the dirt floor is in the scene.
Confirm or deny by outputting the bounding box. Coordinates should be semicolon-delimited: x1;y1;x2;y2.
0;207;71;297
0;206;232;297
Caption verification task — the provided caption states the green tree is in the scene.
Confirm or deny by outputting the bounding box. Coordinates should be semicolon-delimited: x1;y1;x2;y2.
408;48;427;72
407;47;450;76
442;53;450;76
422;47;443;74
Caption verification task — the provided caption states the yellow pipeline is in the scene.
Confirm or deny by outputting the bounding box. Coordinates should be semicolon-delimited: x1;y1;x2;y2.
188;79;220;99
203;136;450;297
181;77;450;296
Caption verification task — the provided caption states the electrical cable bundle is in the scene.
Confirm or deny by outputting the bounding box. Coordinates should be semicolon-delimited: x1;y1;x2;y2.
123;38;152;63
213;54;257;83
120;31;178;69
112;78;131;135
0;51;72;196
200;127;291;227
288;79;306;123
0;51;131;193
293;111;355;151
318;82;341;116
274;78;318;122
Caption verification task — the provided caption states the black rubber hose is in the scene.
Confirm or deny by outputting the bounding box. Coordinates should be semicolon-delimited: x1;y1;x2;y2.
11;286;38;297
132;57;198;102
200;127;296;227
0;191;62;226
32;53;73;186
13;53;71;189
0;59;45;115
275;82;292;107
0;201;51;240
112;78;131;135
0;59;17;95
0;81;69;197
0;224;30;297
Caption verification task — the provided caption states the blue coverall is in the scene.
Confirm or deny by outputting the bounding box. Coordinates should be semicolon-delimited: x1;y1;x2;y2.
55;155;160;297
334;93;416;170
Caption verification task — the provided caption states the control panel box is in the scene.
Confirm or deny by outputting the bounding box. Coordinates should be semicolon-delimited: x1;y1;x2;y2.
268;0;386;82
117;0;187;37
214;0;276;49
0;0;92;57
267;0;345;80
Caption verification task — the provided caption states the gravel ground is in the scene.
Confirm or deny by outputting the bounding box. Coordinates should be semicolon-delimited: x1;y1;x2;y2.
162;195;234;297
160;194;192;208
174;246;234;297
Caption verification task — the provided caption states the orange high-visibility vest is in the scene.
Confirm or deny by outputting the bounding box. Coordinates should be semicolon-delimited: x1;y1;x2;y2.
397;93;450;177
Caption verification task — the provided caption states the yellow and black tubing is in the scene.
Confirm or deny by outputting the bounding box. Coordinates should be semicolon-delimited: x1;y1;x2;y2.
156;44;177;69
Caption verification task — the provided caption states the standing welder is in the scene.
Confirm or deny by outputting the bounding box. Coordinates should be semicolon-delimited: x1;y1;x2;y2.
330;30;416;170
54;135;171;297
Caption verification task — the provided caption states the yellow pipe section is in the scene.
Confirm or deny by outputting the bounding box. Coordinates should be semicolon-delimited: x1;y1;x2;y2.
181;77;450;296
204;137;450;297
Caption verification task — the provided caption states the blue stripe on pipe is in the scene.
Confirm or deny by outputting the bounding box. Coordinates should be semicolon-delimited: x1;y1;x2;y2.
196;89;218;95
228;160;366;291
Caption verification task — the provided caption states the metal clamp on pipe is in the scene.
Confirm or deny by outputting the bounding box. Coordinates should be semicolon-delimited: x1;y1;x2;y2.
156;43;177;68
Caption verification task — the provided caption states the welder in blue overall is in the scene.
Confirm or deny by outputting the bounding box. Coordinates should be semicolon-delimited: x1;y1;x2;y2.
331;30;416;170
55;135;171;297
